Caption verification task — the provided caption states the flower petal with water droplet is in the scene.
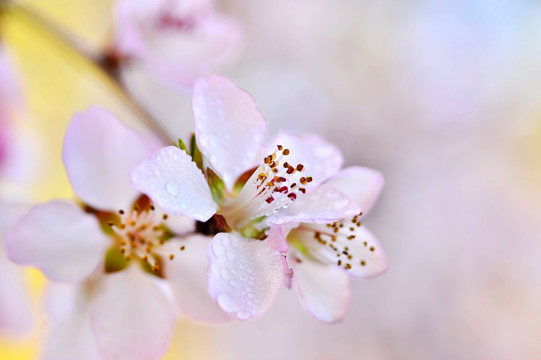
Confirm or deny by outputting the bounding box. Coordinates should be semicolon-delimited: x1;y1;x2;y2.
131;146;217;222
266;183;361;226
193;75;267;191
207;232;284;320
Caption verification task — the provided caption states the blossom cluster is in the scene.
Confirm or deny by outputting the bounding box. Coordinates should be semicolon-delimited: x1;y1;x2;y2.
0;0;389;359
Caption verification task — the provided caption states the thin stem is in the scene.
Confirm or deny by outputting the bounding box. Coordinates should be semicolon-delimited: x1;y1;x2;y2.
1;2;172;144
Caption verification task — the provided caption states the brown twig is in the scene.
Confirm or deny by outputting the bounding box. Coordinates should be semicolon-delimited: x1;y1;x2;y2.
1;2;172;144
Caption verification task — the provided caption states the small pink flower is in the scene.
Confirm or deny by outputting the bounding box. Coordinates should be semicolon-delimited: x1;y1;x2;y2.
0;47;22;175
0;47;42;191
131;75;362;319
6;107;230;360
114;0;243;88
287;167;389;323
0;48;34;336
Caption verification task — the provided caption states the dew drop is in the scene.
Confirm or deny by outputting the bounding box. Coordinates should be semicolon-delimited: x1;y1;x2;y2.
236;311;250;320
217;293;237;313
166;179;180;196
220;268;230;280
212;244;225;257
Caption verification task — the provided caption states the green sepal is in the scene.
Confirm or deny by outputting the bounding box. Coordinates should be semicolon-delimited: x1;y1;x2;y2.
189;133;204;170
175;137;189;155
207;168;226;204
240;224;267;240
104;246;129;273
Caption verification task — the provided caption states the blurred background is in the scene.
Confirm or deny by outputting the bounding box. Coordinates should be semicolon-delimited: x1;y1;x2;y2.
2;0;541;359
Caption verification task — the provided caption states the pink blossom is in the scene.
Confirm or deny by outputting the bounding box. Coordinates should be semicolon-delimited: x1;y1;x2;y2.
5;107;230;360
0;48;34;336
114;0;243;88
287;167;389;323
0;47;41;192
0;47;21;177
130;75;363;319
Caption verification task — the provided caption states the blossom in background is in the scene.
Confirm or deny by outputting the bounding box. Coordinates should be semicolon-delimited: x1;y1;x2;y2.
0;46;39;192
114;0;243;88
286;167;389;323
6;107;230;360
0;203;33;336
0;47;34;336
131;74;365;320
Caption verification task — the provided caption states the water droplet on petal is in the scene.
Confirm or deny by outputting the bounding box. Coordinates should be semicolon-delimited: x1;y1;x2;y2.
217;293;237;313
166;179;180;196
236;311;250;320
220;268;230;280
212;243;224;257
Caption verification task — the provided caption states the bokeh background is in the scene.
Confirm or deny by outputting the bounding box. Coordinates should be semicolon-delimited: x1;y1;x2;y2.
2;0;541;359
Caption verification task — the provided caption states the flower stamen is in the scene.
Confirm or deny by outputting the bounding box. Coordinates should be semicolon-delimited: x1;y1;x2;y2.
294;212;374;271
110;205;171;272
221;145;312;228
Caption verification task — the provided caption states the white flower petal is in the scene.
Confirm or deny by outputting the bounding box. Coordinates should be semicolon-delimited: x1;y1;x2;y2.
91;266;175;360
161;212;196;235
265;131;343;187
42;283;101;360
131;146;217;222
290;224;389;278
339;226;389;278
207;232;284;320
0;202;34;334
291;252;351;324
193;75;267;190
267;183;361;226
326;166;384;214
5;200;109;283
266;226;288;253
0;250;33;334
0;201;31;244
62;106;153;211
265;227;293;288
160;235;233;324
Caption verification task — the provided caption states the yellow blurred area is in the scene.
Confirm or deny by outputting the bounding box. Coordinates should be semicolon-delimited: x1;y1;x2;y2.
17;0;115;51
0;2;197;359
2;3;153;201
